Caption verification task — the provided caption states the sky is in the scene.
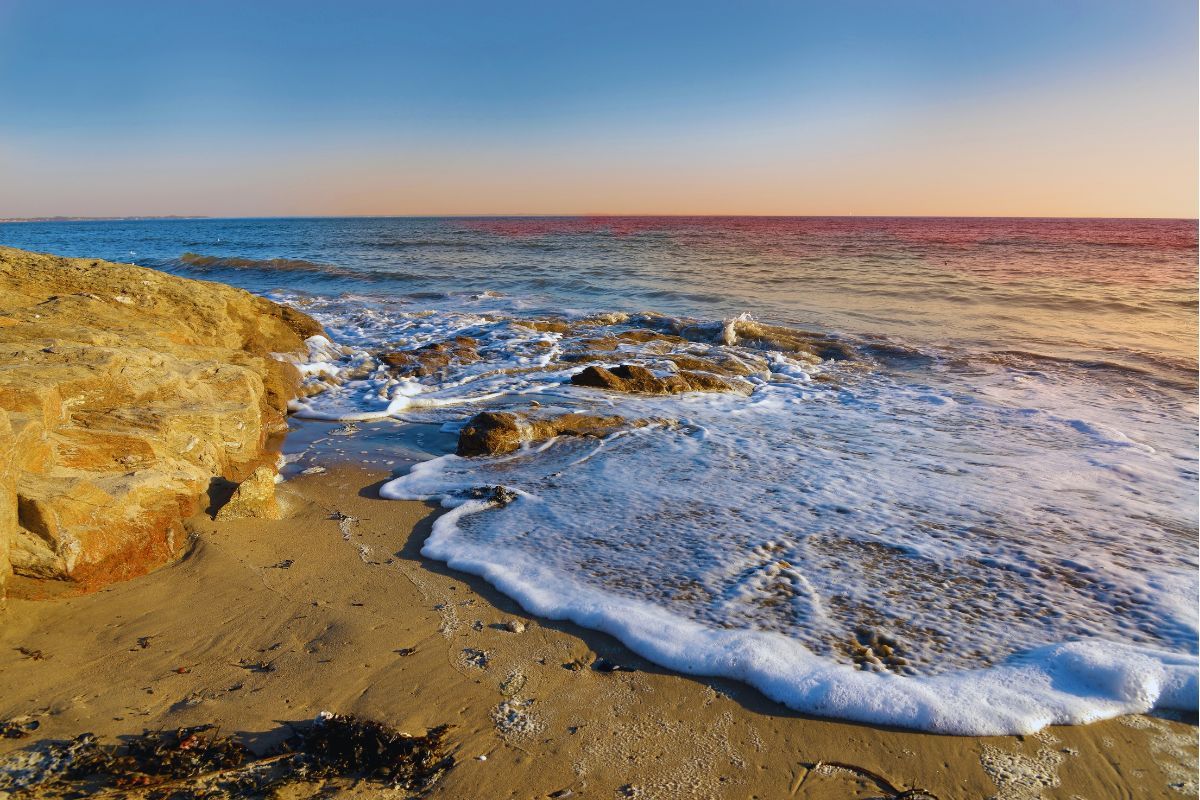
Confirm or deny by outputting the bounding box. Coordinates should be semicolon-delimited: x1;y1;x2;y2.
0;1;1195;218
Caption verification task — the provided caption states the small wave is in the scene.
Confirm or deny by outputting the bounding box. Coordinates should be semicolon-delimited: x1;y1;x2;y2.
178;251;333;273
982;349;1199;390
384;488;1196;735
170;252;416;284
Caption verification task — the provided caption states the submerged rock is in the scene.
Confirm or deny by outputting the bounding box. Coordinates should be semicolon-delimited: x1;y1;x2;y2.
0;246;322;595
570;364;743;395
215;466;283;520
515;319;573;334
720;319;857;362
457;410;646;457
378;336;479;378
468;485;520;506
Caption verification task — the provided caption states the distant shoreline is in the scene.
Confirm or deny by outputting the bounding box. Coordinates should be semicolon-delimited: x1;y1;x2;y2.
0;215;210;223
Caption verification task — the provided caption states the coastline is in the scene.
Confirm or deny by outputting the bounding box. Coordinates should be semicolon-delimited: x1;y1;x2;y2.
1;464;1195;799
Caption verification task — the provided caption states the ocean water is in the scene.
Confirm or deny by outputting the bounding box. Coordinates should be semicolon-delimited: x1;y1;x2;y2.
3;216;1196;734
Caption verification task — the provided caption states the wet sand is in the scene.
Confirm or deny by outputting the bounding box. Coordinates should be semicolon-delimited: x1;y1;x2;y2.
0;465;1195;799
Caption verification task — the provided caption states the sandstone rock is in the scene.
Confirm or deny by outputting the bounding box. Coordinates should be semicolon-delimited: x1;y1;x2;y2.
616;329;685;347
0;411;14;596
714;319;857;362
570;364;743;395
378;337;480;378
215;466;283;520
662;351;769;378
0;246;323;594
457;410;644;457
515;319;572;334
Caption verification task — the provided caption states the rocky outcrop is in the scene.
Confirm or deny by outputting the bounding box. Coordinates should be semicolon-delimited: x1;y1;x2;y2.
457;410;648;457
570;364;744;395
214;466;283;521
0;246;323;596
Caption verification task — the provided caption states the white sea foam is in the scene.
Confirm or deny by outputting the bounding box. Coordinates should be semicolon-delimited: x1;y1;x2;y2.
380;491;1195;734
282;292;1198;734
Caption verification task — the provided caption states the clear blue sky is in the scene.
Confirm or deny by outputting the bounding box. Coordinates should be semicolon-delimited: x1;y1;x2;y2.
0;1;1195;217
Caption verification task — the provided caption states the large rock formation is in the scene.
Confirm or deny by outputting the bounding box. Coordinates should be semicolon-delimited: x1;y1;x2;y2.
0;246;323;596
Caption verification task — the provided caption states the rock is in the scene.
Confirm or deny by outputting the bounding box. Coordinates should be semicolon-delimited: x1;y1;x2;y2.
215;467;283;520
503;620;526;634
456;412;524;457
378;337;479;378
0;411;14;598
456;411;644;457
468;485;520;506
615;329;684;345
0;247;322;594
572;364;660;393
515;319;572;334
662;351;768;378
719;319;857;362
570;364;742;395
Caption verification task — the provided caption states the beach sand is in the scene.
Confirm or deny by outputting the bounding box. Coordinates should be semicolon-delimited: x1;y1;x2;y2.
0;465;1195;799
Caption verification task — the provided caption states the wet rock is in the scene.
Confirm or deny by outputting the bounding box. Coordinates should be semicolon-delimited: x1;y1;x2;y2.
572;364;659;392
616;329;685;345
468;485;520;507
622;315;857;362
848;628;915;675
457;412;525;457
516;319;573;334
570;364;742;395
378;336;479;378
662;351;769;378
0;247;321;594
722;319;857;362
215;466;283;521
457;410;643;457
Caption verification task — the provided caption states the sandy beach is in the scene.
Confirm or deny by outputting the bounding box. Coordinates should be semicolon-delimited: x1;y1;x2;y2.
2;0;1197;794
1;464;1194;799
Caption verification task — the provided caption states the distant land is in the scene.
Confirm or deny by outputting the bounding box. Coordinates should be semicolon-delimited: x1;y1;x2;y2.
0;215;210;223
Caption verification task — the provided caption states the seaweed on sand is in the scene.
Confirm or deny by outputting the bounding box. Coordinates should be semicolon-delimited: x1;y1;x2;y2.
0;713;453;798
283;712;451;788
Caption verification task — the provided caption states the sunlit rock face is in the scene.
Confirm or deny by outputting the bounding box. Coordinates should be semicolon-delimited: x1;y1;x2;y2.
0;246;322;595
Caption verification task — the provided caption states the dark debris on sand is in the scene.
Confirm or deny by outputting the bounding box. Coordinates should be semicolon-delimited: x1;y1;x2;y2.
0;713;453;799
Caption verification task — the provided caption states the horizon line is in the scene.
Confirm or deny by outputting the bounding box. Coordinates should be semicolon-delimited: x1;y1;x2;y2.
1;213;1197;223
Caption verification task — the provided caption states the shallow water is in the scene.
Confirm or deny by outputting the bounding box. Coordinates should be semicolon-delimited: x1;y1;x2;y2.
3;216;1196;734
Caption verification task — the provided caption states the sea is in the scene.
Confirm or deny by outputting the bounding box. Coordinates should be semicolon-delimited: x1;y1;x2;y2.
3;216;1196;735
